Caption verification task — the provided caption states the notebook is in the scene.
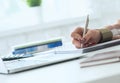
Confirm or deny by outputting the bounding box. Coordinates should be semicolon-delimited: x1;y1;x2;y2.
54;39;120;54
80;50;120;68
0;52;84;74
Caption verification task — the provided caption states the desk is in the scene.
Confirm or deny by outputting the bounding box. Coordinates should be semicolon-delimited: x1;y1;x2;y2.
0;45;120;83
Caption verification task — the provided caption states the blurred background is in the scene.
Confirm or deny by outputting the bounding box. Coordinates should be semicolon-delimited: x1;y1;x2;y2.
0;0;120;56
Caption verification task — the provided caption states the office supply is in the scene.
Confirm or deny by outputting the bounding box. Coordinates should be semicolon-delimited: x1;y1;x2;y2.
0;51;84;74
2;54;33;61
1;45;120;83
81;15;89;48
55;39;120;54
80;50;120;68
12;38;62;55
82;38;120;53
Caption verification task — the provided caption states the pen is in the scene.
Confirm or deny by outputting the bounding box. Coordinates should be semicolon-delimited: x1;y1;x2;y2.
81;15;89;48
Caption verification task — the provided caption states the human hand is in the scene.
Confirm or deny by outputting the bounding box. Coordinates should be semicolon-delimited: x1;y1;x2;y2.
105;24;120;40
71;27;101;48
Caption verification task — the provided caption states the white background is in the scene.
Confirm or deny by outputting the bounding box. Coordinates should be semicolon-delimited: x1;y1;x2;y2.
0;0;120;56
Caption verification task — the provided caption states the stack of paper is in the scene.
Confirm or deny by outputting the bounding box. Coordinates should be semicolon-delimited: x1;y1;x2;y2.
80;50;120;68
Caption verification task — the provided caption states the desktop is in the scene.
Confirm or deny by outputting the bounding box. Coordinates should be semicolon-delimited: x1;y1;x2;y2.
0;43;120;83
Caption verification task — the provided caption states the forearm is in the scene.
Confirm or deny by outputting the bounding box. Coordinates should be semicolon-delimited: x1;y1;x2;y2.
98;20;120;43
106;22;120;36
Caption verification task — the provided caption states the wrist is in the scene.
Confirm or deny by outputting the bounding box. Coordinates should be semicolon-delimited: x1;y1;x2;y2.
98;28;113;43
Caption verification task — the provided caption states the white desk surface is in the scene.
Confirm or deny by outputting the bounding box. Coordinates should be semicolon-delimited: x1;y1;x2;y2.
1;45;120;83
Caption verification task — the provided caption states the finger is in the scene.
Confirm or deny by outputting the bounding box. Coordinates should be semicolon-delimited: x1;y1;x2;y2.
73;27;84;34
71;27;84;40
83;30;98;44
87;42;97;47
82;32;91;44
83;42;97;48
83;43;89;48
71;33;82;41
87;38;97;45
79;41;97;48
72;39;81;48
113;35;120;40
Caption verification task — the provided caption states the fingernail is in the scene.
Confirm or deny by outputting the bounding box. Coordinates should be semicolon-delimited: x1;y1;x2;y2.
80;38;86;43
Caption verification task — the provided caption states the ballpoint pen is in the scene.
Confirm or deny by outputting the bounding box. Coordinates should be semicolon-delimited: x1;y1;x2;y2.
81;15;89;48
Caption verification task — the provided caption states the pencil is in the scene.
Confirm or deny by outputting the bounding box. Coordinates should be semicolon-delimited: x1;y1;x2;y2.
81;15;89;48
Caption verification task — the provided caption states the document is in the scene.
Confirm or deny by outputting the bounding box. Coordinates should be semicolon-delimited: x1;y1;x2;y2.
55;39;120;54
80;50;120;68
